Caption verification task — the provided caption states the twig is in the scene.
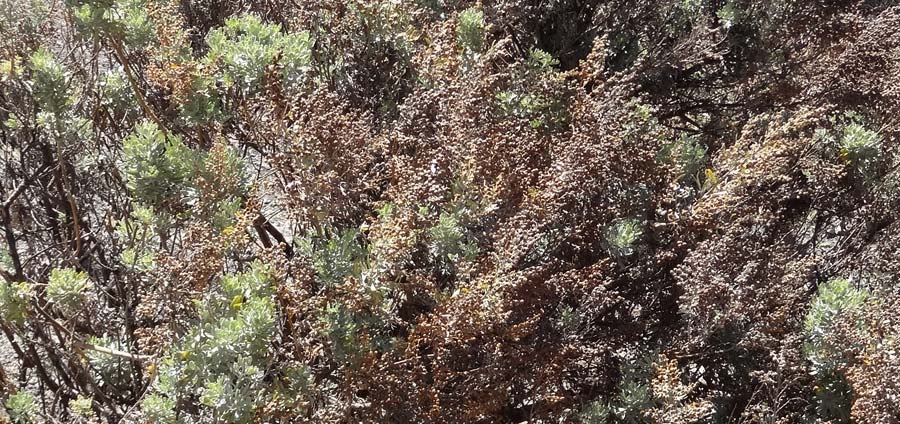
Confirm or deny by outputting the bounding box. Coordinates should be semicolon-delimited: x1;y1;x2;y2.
32;301;155;364
107;38;164;131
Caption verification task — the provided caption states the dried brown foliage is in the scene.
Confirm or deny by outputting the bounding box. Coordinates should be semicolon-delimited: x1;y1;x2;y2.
3;0;900;423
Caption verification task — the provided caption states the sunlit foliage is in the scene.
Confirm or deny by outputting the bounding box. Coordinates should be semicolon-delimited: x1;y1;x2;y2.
2;0;900;422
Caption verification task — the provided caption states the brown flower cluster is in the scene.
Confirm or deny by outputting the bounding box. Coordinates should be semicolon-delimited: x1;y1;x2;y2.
3;0;900;422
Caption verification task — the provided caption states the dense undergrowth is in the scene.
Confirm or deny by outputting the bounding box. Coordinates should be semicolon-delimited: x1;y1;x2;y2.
2;0;900;422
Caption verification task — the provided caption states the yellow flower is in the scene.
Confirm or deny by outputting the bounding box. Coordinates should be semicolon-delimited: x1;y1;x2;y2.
839;148;851;163
705;168;719;185
145;362;157;379
231;294;244;309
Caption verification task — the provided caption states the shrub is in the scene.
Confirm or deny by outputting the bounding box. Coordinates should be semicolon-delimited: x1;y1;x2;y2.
579;354;655;424
5;391;37;424
457;7;485;55
28;48;70;115
496;90;567;129
299;228;369;287
838;122;881;176
122;121;197;210
580;400;612;423
427;210;478;277
197;142;247;230
495;48;568;129
815;112;884;180
804;278;870;372
116;204;164;271
0;281;31;325
0;0;48;41
86;336;134;390
70;0;154;47
5;0;900;422
610;357;654;423
99;70;137;117
605;218;644;259
148;262;278;423
716;2;743;29
68;395;94;420
528;48;560;70
660;134;707;184
204;14;313;95
804;278;870;422
46;268;92;312
140;393;176;424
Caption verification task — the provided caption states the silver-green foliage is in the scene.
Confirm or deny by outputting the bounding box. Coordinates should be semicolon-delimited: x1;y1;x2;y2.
457;7;485;55
605;218;643;258
803;278;870;423
610;358;654;423
149;262;278;423
496;49;567;129
141;393;176;424
427;210;478;277
86;336;133;390
496;90;565;129
69;0;155;47
198;144;247;231
116;204;166;271
660;135;707;184
46;267;92;312
804;278;869;372
122;121;197;210
68;395;94;421
838;122;881;176
579;354;655;424
299;228;393;366
29;48;70;115
299;229;369;287
205;14;313;95
28;48;93;142
0;0;48;41
99;70;138;118
580;399;612;424
816;112;884;180
456;6;486;74
5;391;37;424
0;281;31;325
